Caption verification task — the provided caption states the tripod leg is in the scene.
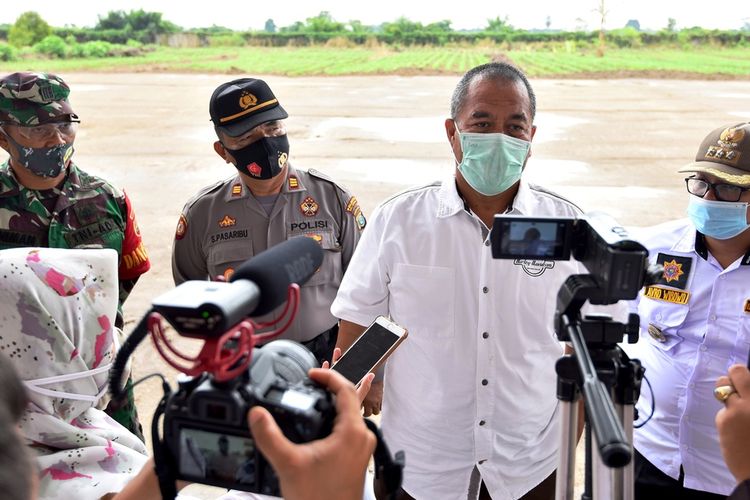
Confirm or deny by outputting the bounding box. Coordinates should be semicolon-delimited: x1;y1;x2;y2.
618;403;635;500
555;400;579;500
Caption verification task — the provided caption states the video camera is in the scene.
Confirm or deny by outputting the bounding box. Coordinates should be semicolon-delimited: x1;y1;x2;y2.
491;212;649;304
110;237;333;497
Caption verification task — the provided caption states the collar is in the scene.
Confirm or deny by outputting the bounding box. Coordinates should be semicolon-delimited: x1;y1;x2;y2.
436;177;528;219
673;227;750;266
225;164;306;202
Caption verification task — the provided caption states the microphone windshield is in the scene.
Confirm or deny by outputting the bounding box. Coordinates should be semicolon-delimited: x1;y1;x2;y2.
229;237;324;316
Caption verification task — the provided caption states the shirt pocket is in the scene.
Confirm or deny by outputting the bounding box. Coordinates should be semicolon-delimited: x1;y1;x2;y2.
207;240;254;281
287;231;342;288
638;297;688;352
390;263;455;339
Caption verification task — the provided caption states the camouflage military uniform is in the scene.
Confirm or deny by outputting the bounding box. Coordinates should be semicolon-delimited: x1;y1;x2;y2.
0;72;151;439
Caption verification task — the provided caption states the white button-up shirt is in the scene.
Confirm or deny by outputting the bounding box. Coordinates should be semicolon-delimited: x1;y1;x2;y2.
625;219;750;496
332;178;590;499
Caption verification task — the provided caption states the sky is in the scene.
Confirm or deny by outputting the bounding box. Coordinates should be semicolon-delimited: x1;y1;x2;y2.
2;0;749;32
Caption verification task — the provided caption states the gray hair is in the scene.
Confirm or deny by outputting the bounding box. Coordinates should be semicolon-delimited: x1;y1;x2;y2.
450;62;536;121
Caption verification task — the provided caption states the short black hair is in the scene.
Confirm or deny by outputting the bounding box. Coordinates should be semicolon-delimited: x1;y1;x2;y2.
450;62;536;121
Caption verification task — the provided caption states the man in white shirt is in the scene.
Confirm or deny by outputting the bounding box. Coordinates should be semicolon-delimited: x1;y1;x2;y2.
626;122;750;499
331;62;591;499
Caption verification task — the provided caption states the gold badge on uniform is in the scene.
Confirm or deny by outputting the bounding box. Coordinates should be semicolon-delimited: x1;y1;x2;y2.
345;196;367;230
175;214;188;240
745;299;750;313
231;183;243;197
647;324;667;343
223;267;235;281
300;196;319;217
655;253;691;290
288;176;299;190
218;215;236;228
643;285;690;305
305;234;323;245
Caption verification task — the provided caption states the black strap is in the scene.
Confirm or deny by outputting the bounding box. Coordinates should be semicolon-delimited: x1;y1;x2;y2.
152;381;178;500
364;418;405;500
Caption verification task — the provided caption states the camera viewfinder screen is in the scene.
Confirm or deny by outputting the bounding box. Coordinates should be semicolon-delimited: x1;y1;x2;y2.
493;218;572;260
178;427;256;485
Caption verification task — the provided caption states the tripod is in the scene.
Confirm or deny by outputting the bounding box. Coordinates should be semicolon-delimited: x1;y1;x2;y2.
554;274;645;500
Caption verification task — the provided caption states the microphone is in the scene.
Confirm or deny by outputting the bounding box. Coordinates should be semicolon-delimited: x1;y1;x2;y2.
230;236;323;316
151;237;323;337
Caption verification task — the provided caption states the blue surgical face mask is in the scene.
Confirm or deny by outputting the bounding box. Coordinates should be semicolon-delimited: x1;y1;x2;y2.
687;195;750;240
456;131;530;196
3;130;74;178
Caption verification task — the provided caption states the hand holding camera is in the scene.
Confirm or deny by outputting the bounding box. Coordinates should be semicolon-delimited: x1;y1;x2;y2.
249;368;377;500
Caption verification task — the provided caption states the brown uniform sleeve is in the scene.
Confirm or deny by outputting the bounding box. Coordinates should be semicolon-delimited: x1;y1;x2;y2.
171;205;209;285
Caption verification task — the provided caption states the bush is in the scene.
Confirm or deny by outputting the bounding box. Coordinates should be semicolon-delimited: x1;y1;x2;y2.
70;40;113;58
0;43;18;61
33;35;68;58
208;33;246;47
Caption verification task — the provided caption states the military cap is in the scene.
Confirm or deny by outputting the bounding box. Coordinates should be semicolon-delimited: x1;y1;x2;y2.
209;78;288;137
0;72;76;126
679;122;750;187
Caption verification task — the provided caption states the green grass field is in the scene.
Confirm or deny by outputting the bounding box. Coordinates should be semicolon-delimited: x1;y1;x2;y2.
1;45;749;77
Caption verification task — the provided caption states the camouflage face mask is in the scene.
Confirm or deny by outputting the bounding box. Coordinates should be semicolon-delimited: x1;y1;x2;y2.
2;129;74;178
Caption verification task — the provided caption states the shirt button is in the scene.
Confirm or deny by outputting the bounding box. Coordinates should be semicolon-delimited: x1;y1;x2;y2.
479;420;486;426
482;332;489;339
482;287;489;293
482;379;488;386
700;345;707;352
710;315;717;321
484;240;491;247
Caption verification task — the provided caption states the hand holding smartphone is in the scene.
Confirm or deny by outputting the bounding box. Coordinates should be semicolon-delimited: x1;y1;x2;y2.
331;316;408;386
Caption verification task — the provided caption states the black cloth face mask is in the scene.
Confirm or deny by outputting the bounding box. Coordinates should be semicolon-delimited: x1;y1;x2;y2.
224;134;290;179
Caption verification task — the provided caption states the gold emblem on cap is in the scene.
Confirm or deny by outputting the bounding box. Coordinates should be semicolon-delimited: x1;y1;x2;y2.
239;91;258;110
719;127;745;146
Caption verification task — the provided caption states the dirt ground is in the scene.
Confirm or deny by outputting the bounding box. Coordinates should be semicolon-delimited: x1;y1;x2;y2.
60;73;749;497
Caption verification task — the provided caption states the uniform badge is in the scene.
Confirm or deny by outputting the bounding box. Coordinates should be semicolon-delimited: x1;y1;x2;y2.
288;176;299;190
305;234;323;245
175;214;188;240
345;196;367;230
655;253;691;290
643;285;690;305
239;91;257;109
745;299;750;313
647;324;667;343
248;162;262;177
278;152;288;168
231;183;243;197
223;267;235;281
300;196;319;217
218;215;236;228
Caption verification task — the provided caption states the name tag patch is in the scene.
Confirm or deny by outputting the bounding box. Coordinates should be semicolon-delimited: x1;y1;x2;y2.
644;285;690;305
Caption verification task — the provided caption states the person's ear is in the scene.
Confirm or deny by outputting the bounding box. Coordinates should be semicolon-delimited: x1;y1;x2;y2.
214;141;231;163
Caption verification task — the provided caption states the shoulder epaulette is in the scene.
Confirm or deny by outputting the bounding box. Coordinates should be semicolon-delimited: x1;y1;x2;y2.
182;176;234;211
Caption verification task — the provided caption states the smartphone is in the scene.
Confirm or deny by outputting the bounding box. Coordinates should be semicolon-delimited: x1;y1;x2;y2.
331;316;408;385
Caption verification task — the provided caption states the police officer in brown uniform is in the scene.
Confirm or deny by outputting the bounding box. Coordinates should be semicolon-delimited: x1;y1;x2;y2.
172;78;365;364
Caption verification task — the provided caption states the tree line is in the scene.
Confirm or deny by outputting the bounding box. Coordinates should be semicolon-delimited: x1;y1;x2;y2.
0;9;749;61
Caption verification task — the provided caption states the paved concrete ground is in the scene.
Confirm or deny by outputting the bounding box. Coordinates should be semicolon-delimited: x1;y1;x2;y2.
59;73;749;497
